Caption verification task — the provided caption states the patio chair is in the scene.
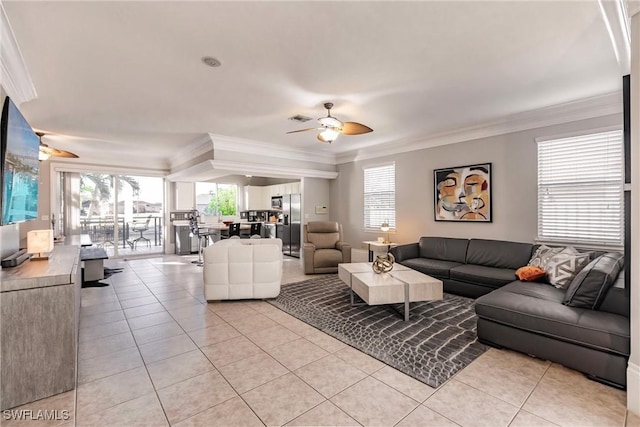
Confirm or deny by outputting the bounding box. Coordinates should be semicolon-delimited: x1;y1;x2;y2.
131;215;152;248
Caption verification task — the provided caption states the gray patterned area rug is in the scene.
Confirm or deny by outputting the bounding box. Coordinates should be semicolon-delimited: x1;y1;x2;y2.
268;274;487;388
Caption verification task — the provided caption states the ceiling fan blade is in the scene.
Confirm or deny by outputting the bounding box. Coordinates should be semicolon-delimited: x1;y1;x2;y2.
286;127;319;134
40;144;79;158
340;122;373;135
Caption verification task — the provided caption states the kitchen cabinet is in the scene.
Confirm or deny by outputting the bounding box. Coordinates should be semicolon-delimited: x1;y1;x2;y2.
245;185;268;210
246;182;301;210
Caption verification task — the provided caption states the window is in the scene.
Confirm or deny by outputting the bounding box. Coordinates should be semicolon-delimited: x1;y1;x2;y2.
537;129;623;248
195;182;238;216
364;163;396;230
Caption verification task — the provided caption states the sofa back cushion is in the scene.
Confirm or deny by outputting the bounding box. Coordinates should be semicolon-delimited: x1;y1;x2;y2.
305;221;341;249
563;252;624;309
466;239;534;269
418;237;469;263
307;232;339;249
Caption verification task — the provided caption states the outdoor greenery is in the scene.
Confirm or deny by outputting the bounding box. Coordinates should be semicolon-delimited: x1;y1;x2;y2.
206;185;237;216
80;174;140;217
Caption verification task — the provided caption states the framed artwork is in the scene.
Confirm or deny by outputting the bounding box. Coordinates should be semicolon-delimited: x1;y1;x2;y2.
434;162;492;222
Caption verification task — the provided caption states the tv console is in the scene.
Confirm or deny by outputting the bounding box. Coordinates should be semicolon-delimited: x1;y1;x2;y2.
0;245;81;410
1;248;31;268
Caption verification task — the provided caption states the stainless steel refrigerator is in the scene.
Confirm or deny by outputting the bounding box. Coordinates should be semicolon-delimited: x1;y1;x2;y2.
278;193;301;258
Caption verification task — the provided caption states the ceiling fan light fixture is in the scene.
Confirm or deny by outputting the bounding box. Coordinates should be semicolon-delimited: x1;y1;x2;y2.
318;128;339;143
318;116;343;128
38;150;50;161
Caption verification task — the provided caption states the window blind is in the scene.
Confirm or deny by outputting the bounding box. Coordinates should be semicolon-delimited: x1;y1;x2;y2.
364;163;396;230
537;130;623;247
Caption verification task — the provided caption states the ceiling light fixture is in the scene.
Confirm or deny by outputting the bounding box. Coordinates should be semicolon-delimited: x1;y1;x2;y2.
201;56;222;68
287;102;373;144
318;128;339;143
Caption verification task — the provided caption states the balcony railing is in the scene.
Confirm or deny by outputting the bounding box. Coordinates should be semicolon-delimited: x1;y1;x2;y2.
79;216;163;249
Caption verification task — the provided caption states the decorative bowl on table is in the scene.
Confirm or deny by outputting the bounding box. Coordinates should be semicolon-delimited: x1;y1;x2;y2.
222;221;234;226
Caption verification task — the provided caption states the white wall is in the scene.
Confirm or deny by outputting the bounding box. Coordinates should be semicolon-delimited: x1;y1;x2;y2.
301;177;331;223
174;182;195;211
331;114;621;247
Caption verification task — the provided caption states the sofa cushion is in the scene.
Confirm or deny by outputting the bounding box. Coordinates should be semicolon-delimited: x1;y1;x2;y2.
466;239;534;269
475;282;630;356
418;237;468;263
400;258;463;279
563;252;624;309
545;247;590;289
449;264;517;288
313;248;343;268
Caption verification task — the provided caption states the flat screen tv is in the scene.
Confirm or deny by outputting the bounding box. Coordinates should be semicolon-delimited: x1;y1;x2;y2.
0;97;40;224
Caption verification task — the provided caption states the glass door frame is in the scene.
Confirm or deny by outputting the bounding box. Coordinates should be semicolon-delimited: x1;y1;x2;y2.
49;162;167;259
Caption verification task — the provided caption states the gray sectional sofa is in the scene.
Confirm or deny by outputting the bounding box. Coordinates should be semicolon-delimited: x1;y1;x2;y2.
389;237;630;388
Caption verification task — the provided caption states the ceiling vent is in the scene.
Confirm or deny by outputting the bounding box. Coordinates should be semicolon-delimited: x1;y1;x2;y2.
201;56;222;68
288;115;312;122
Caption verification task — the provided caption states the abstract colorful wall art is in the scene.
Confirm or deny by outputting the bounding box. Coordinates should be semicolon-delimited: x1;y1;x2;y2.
434;163;492;222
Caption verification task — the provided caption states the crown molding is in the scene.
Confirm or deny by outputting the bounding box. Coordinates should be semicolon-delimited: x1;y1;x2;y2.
210;133;336;165
336;91;623;164
46;157;169;177
168;134;213;170
0;3;37;104
166;159;338;183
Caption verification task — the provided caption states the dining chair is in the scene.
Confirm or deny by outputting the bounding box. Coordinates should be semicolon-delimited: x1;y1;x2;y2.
222;223;241;239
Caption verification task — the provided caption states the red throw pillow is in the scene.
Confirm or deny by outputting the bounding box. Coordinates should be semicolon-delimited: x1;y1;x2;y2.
515;266;546;282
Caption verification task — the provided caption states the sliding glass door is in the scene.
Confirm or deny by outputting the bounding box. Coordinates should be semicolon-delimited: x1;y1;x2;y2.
62;172;164;257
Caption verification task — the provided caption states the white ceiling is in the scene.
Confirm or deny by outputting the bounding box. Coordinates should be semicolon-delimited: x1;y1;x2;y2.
2;1;622;169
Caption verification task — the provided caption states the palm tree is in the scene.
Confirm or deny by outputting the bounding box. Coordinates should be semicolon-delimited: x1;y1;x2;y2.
80;174;140;218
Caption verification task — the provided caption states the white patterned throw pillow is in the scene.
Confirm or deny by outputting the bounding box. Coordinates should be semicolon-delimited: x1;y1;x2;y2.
544;247;590;289
528;245;564;269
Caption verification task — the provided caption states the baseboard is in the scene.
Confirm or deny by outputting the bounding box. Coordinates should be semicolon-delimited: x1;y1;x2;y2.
628;361;640;415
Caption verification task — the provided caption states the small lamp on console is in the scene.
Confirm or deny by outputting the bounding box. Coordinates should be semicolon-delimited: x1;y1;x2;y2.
380;221;390;244
27;229;54;260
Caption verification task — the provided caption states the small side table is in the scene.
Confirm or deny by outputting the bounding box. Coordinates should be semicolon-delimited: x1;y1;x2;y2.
362;241;398;262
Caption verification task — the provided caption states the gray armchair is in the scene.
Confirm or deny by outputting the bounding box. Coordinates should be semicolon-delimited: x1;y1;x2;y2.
303;221;351;274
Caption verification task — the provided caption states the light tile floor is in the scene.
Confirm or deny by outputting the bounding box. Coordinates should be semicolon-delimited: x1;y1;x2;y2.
4;254;636;427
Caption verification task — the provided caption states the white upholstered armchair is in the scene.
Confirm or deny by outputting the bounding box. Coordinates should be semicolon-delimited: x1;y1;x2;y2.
202;238;283;301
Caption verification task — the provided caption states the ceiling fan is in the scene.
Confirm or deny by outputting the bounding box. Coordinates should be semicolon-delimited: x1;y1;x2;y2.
287;102;373;143
36;131;79;161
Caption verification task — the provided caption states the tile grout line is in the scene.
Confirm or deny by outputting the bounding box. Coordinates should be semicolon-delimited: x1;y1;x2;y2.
78;261;172;426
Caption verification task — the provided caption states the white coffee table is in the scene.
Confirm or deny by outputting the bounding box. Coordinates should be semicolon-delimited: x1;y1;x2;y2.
338;262;443;321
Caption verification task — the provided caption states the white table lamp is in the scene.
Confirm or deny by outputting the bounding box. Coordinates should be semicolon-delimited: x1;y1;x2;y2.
380;221;390;244
27;229;54;260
